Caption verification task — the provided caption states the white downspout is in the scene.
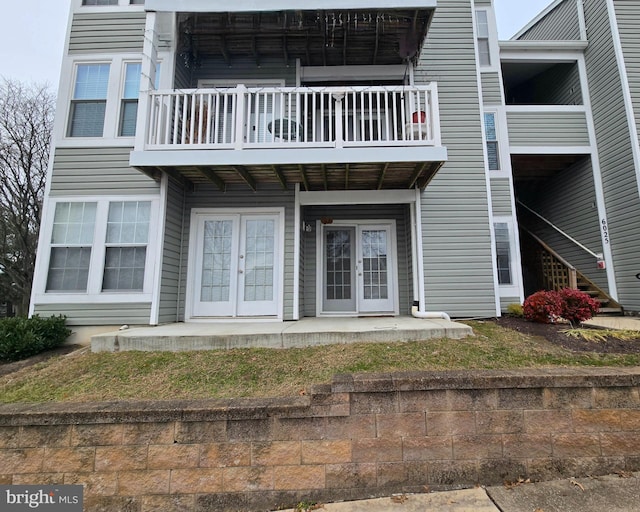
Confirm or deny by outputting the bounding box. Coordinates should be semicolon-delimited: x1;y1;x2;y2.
411;301;451;321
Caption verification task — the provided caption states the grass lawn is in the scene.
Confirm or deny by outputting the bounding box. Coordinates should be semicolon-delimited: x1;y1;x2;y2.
1;320;639;404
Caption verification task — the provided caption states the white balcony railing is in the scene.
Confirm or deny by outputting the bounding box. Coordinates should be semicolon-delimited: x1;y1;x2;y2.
143;84;441;151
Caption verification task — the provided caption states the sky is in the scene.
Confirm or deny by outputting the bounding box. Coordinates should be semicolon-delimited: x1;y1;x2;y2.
0;0;556;88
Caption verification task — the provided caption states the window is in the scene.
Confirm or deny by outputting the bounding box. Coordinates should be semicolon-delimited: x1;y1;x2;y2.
68;63;110;137
484;112;499;170
83;0;117;5
476;10;491;67
103;201;150;290
119;63;141;136
494;223;512;285
40;198;156;300
46;202;97;291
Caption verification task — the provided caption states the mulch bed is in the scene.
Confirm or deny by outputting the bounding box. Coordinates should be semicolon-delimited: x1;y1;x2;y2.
495;316;640;354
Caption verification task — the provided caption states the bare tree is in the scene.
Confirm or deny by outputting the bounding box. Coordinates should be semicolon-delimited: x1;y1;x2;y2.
0;79;55;316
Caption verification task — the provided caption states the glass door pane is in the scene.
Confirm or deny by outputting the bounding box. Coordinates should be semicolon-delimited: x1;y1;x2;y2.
358;226;394;313
237;215;279;316
323;227;356;312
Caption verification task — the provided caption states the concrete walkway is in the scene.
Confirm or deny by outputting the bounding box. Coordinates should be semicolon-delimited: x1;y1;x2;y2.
278;473;640;512
584;315;640;331
91;316;472;352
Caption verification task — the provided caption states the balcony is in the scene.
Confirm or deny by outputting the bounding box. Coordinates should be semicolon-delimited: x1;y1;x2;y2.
130;83;447;191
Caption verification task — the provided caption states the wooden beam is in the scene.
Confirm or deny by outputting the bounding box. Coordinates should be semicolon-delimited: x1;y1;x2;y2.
232;165;257;191
322;164;328;191
373;18;380;65
198;168;226;191
219;35;231;66
162;166;193;190
376;163;390;190
298;164;310;191
283;34;289;65
417;162;444;190
344;163;350;190
271;165;288;190
305;34;311;66
252;36;260;67
408;162;428;189
343;26;348;66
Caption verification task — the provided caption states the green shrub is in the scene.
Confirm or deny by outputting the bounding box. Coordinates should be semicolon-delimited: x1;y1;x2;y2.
0;315;71;362
506;303;524;317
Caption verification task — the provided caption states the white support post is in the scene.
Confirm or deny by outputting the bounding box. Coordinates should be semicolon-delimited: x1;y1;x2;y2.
135;11;158;151
234;84;247;150
430;83;442;147
415;188;427;312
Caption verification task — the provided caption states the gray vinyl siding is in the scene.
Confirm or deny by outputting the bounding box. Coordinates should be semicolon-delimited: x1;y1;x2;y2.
414;0;497;318
507;110;590;146
180;186;296;321
302;205;413;318
526;157;607;291
50;147;160;196
500;297;521;311
491;178;512;216
616;1;640;152
69;12;146;54
157;177;186;324
482;73;503;105
518;0;581;41
584;0;640;311
32;303;151;326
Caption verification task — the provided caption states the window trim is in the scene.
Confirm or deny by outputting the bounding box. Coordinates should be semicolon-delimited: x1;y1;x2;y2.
67;63;111;138
34;196;160;304
57;55;166;146
493;217;520;297
474;8;499;71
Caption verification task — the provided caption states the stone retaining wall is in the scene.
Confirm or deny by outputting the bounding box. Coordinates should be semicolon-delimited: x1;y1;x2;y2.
1;368;640;511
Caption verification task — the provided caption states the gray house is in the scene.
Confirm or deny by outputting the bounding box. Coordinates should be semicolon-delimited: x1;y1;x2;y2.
29;0;639;336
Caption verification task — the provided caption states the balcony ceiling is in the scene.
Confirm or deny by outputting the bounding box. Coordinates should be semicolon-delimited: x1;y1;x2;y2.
177;8;434;67
141;161;443;192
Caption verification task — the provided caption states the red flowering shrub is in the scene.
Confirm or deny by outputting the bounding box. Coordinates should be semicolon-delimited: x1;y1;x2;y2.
558;288;600;325
523;290;563;324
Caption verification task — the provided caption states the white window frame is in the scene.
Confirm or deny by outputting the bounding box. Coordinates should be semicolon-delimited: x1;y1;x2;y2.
474;8;500;72
118;61;142;137
56;54;168;147
75;0;145;9
33;195;161;304
483;108;510;177
492;217;521;298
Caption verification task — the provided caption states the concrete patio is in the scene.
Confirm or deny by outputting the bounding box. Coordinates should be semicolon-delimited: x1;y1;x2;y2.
91;316;473;352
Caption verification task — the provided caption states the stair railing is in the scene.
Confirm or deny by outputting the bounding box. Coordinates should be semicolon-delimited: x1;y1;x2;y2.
517;200;603;261
523;229;578;291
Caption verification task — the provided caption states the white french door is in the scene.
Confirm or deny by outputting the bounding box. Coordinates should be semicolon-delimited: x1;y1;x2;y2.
321;223;396;315
191;212;280;318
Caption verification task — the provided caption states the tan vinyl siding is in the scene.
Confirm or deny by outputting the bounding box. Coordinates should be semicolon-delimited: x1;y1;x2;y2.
507;110;590;146
525;157;607;291
50;147;160;196
181;186;296;321
518;0;581;41
491;178;512;216
69;12;146;54
157;177;186;324
482;72;502;105
415;0;497;318
302;205;413;318
33;303;151;326
584;0;640;311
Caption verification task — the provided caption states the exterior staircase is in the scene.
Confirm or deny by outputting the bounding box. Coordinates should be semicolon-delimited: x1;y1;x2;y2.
521;229;623;316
